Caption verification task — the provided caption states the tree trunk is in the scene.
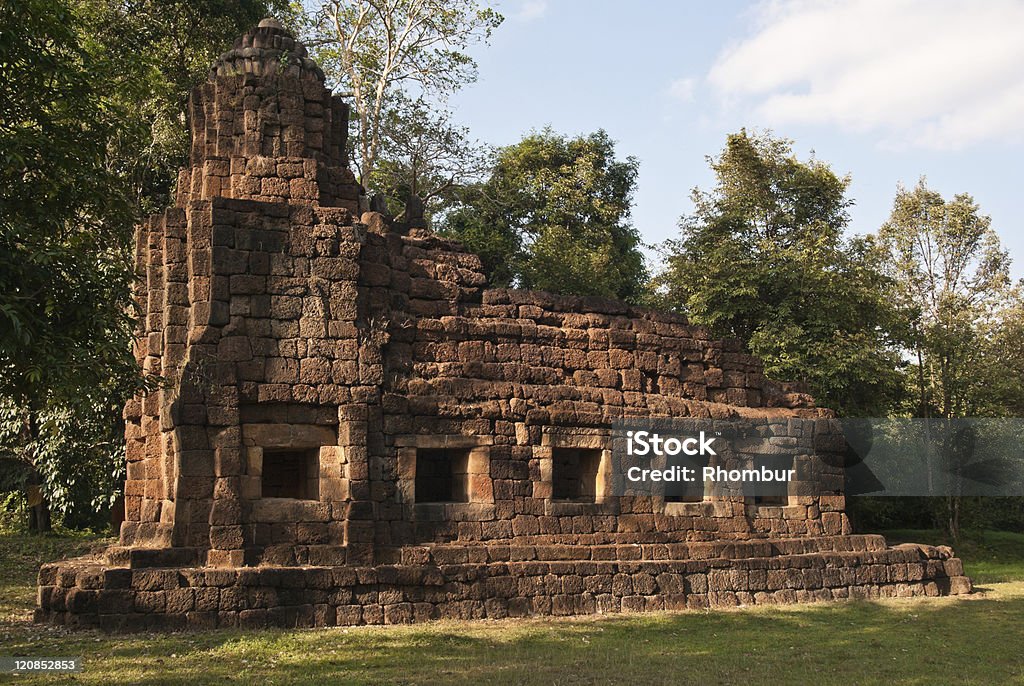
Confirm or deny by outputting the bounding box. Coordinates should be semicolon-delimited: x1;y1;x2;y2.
947;494;960;542
916;345;933;493
22;410;52;533
26;468;52;533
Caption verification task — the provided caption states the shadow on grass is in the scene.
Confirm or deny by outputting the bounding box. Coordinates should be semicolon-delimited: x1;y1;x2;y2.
4;587;1024;685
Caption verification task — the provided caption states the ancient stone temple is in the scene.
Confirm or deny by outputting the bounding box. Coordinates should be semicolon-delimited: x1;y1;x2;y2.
37;19;970;630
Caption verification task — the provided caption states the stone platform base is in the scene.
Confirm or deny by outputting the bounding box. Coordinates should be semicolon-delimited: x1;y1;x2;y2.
36;535;971;631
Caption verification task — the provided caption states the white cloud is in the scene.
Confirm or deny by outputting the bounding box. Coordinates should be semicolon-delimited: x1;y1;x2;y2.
667;77;696;103
514;0;547;21
707;0;1024;149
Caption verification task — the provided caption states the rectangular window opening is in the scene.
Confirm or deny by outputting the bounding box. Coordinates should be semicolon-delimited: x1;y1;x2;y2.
415;448;470;503
552;447;601;502
261;449;319;500
664;454;709;503
754;493;789;506
749;455;792;507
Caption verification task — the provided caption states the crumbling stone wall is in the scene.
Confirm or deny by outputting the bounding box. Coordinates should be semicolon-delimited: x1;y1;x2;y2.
37;19;970;630
119;189;849;568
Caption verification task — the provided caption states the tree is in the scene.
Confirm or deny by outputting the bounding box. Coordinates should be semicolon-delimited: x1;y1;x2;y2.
880;180;1014;419
439;129;650;302
657;130;903;416
879;180;1020;538
984;294;1024;417
306;0;502;187
0;0;150;529
368;95;489;217
0;0;148;407
0;372;137;531
2;2;302;531
1;0;293;380
1;0;289;531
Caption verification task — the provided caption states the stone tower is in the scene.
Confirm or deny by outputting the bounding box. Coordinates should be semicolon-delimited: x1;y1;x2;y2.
116;18;366;568
177;18;360;211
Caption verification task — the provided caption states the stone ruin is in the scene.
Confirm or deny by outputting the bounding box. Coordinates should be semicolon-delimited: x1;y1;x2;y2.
37;19;970;630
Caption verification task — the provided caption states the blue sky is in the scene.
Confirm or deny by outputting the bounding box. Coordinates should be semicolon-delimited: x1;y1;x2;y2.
447;0;1024;279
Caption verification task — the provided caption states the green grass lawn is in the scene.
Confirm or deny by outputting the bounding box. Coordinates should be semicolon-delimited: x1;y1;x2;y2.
1;530;1022;685
0;530;111;623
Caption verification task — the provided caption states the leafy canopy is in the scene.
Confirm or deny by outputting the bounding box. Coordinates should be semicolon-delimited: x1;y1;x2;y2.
98;0;293;213
876;181;1023;538
307;0;502;188
879;180;1019;419
439;129;649;303
0;0;144;405
368;94;489;216
658;130;902;415
1;0;284;526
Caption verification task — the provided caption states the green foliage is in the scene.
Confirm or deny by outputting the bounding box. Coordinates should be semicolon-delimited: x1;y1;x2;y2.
657;130;903;415
879;180;1020;419
368;95;489;216
0;389;129;529
90;0;293;213
985;298;1024;416
0;0;142;405
853;497;1024;539
877;181;1022;538
0;0;157;528
439;129;649;303
307;0;502;187
1;0;278;527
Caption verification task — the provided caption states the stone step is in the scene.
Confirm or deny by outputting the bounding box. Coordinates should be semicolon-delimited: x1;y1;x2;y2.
105;546;201;569
36;544;971;632
397;534;894;566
